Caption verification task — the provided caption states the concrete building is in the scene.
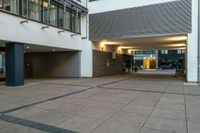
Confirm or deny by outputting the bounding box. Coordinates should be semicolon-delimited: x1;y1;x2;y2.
87;0;199;83
0;0;199;86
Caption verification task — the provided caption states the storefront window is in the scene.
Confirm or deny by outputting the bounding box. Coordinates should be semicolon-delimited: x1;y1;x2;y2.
63;9;70;30
3;0;19;14
58;4;63;28
49;0;57;26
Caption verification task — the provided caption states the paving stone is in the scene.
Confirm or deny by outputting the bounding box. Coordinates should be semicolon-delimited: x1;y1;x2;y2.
187;110;200;122
140;127;170;133
159;94;184;104
28;110;75;126
74;99;125;111
57;116;102;133
145;116;187;133
0;124;47;133
188;121;200;133
77;107;116;121
91;120;140;133
151;108;185;121
156;101;185;111
121;106;153;115
53;104;90;116
0;120;11;129
108;111;149;127
128;100;157;110
33;101;67;110
8;107;45;119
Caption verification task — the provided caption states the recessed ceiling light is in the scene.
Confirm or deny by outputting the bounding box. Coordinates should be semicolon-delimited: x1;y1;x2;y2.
26;46;30;49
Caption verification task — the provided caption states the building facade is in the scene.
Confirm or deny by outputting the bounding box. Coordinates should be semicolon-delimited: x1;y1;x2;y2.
0;0;199;86
87;0;199;83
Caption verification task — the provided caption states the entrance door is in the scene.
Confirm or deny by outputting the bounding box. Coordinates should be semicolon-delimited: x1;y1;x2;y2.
145;58;157;69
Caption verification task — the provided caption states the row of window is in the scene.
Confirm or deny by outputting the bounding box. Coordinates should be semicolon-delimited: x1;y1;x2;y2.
135;51;156;55
0;0;81;33
160;50;185;54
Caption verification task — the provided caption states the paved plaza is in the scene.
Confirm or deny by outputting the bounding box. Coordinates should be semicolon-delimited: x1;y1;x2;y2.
0;74;200;133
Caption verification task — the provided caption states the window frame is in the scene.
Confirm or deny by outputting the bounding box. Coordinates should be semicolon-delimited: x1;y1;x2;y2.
0;0;82;34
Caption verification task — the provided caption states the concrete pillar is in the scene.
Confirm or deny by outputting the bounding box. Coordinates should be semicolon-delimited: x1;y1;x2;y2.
6;42;24;86
187;0;198;83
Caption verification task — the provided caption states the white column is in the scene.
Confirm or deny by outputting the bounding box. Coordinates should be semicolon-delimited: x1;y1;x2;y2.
80;13;93;77
81;40;93;77
187;0;198;82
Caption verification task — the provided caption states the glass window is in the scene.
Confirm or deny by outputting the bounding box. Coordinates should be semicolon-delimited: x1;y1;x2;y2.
29;0;42;21
71;11;76;31
42;0;48;24
23;0;28;16
58;4;63;28
49;0;57;26
4;0;19;14
63;9;70;30
0;0;2;8
75;14;81;33
161;50;168;54
177;49;185;54
177;49;182;54
23;0;42;21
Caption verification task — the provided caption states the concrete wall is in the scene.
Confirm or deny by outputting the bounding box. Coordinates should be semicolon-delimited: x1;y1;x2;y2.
25;51;81;78
187;0;198;82
0;12;82;50
93;50;123;77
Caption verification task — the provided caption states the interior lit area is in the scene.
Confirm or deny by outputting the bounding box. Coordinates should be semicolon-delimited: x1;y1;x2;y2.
93;34;187;77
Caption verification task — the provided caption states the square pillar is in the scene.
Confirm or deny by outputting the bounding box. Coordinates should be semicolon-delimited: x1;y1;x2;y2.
6;43;24;86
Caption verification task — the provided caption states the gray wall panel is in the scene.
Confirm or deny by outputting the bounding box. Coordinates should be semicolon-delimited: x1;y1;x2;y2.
25;51;81;78
93;50;123;77
89;0;191;40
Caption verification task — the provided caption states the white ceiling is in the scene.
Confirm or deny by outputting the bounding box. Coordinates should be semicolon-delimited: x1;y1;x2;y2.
98;34;187;50
0;40;77;53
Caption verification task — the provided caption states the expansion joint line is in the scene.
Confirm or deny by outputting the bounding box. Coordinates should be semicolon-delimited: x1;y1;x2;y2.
89;89;144;133
137;83;170;133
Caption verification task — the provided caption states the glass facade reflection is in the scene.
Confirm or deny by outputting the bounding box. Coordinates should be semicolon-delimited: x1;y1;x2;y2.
63;9;71;30
3;0;18;14
0;0;81;33
29;0;42;21
0;0;2;8
58;4;63;28
49;0;57;26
